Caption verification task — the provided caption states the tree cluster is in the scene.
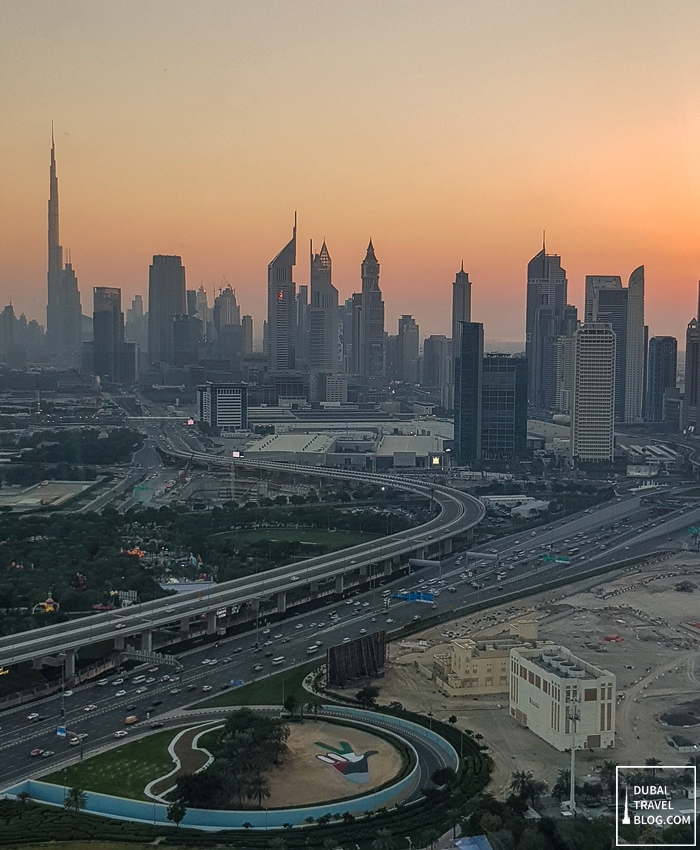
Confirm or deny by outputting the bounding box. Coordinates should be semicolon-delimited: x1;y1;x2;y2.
174;708;290;809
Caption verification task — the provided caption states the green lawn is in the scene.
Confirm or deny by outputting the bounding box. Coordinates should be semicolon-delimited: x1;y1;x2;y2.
192;660;321;709
213;528;377;547
42;729;180;800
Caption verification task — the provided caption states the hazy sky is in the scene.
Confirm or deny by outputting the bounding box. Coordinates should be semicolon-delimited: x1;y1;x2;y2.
2;0;700;344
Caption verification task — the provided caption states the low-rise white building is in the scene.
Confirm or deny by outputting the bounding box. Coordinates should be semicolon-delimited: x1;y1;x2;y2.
509;645;615;751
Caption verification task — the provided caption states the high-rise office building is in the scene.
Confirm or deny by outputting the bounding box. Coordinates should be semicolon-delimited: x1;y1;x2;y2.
685;284;700;433
454;322;484;464
646;336;677;423
125;294;147;349
397;315;420;384
358;240;385;379
625;266;645;423
242;314;253;355
423;334;453;407
452;263;471;359
46;132;82;360
570;323;616;463
481;355;528;460
585;268;645;423
93;287;123;382
526;248;571;409
296;283;309;370
148;255;186;365
309;241;339;376
267;220;297;372
197;382;248;433
213;285;240;331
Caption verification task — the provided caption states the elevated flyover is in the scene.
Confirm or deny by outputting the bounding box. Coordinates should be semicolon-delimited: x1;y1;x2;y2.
0;457;484;673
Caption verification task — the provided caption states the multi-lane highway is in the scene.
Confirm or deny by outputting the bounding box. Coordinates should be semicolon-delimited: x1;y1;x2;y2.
0;461;485;669
1;487;696;792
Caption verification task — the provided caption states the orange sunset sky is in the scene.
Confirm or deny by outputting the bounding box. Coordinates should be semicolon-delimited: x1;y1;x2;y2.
2;0;700;346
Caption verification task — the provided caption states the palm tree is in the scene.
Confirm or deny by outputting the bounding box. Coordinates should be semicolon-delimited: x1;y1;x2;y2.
371;828;396;850
645;757;663;780
600;760;618;798
247;774;272;809
63;786;87;813
509;769;535;799
267;838;286;850
15;791;31;815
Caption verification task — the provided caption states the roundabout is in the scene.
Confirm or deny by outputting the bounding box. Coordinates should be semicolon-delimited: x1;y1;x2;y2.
5;706;459;829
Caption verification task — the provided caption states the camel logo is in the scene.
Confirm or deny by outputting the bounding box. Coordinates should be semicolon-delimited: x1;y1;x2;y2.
315;740;378;784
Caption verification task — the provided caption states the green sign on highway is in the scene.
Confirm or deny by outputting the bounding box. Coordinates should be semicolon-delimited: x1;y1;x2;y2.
689;527;699;536
555;556;570;564
541;554;555;563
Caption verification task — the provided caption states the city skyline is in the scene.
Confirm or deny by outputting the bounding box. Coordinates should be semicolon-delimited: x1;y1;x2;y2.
2;2;700;343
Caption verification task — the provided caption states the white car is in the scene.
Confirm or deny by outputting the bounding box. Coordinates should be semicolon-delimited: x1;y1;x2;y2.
342;637;351;643
291;575;300;582
253;664;264;672
63;690;73;697
114;730;128;738
274;634;283;639
202;685;213;691
146;678;155;684
84;704;97;712
386;618;394;623
115;690;127;697
26;713;39;722
112;678;124;686
295;623;304;630
135;687;147;694
359;628;367;634
202;659;211;665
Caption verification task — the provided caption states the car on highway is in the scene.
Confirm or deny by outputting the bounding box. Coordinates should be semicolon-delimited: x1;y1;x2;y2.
169;688;181;695
152;700;162;706
135;687;147;694
146;677;156;683
63;690;73;697
295;623;304;630
115;690;127;697
30;748;44;756
291;575;300;581
26;713;39;722
84;704;97;712
125;715;137;724
202;685;212;691
114;730;128;738
386;618;394;623
253;664;264;672
343;637;351;643
359;628;367;634
112;678;124;686
41;750;55;758
150;721;164;729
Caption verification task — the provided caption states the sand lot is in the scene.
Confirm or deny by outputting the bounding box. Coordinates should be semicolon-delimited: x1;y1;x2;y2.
264;719;404;808
376;548;700;796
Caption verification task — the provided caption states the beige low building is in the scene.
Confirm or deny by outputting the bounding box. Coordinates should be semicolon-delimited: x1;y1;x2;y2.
433;620;541;697
509;645;616;751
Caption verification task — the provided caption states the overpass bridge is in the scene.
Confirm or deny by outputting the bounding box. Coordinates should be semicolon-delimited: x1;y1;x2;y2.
0;457;484;676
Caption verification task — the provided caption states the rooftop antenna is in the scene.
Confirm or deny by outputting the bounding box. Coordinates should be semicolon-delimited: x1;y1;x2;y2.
542;230;546;254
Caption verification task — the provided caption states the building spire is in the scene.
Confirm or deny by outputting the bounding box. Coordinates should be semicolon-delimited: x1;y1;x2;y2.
542;229;546;254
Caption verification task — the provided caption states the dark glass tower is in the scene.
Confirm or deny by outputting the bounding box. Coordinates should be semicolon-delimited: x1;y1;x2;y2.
646;336;677;422
454;322;484;464
481;355;528;460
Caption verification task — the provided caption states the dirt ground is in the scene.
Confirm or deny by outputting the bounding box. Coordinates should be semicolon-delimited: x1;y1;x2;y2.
264;719;403;808
376;547;700;798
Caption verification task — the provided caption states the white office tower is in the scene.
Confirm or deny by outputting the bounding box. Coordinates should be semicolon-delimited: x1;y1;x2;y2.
624;266;645;422
570;323;616;462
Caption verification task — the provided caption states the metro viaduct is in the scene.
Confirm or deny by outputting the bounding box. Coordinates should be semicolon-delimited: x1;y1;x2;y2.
0;458;484;678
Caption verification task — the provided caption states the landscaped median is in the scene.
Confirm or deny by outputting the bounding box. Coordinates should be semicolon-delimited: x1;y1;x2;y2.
190;659;320;709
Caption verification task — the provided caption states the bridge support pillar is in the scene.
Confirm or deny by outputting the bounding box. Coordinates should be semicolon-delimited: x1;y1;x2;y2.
180;617;190;633
114;635;125;651
384;560;393;576
141;629;153;653
442;538;453;556
277;591;287;613
359;564;368;577
64;649;76;678
335;574;344;595
206;611;217;635
310;580;319;594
